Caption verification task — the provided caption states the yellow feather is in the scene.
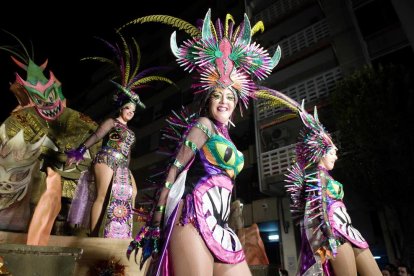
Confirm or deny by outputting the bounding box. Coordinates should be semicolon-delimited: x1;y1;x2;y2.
131;76;176;87
210;21;218;41
251;21;265;37
118;32;131;84
256;90;299;113
232;26;240;43
80;57;116;67
118;15;200;37
131;38;141;82
225;14;235;38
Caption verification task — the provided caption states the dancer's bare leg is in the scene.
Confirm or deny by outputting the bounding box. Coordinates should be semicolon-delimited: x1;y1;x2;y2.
214;260;252;276
90;163;113;233
130;173;137;207
27;167;61;245
330;242;357;276
354;247;382;276
169;203;214;276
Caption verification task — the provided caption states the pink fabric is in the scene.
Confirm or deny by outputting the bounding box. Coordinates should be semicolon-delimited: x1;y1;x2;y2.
328;201;369;248
193;174;245;264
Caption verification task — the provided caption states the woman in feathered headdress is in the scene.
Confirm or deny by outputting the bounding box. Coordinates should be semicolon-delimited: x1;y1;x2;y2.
285;102;381;275
123;9;299;275
66;32;175;238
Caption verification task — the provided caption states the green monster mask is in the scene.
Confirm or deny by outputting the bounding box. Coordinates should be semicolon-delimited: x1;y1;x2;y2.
13;58;65;121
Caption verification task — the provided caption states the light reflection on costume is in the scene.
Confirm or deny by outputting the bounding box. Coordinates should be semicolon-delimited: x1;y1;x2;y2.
286;103;373;275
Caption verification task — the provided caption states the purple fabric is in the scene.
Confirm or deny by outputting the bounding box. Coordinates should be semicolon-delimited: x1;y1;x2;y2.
149;203;180;276
66;145;86;162
299;228;316;275
323;261;332;276
67;170;96;228
180;194;197;226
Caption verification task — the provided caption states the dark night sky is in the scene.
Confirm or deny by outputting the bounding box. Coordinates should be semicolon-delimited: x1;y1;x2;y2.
0;1;225;121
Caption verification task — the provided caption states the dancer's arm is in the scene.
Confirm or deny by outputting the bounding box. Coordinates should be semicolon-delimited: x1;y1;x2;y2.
66;118;115;165
152;117;213;226
319;171;338;256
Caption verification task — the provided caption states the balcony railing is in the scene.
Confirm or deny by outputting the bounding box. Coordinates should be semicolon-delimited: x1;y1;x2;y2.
261;143;296;177
257;67;342;121
268;19;330;59
260;132;340;178
252;0;308;26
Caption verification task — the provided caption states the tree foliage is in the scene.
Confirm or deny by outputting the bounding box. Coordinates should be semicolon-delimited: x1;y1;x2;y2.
331;64;414;265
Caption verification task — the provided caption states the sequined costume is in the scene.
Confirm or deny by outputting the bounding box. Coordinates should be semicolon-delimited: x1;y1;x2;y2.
68;118;136;238
66;32;175;239
286;104;369;275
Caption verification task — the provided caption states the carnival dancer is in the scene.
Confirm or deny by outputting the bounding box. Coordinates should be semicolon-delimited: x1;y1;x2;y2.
123;9;297;276
66;33;175;238
285;102;381;275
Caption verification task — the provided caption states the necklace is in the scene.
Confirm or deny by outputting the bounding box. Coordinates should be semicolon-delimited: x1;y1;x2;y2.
212;119;232;141
317;165;331;176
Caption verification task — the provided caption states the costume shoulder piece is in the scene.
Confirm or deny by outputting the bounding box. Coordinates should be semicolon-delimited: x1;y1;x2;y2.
159;106;199;158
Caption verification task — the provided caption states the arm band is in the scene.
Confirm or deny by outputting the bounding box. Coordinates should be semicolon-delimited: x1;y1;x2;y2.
165;181;173;189
155;205;165;213
173;159;183;170
184;140;198;153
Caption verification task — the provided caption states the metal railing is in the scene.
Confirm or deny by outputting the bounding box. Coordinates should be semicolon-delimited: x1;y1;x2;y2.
261;143;296;177
252;0;308;26
268;19;330;58
260;131;340;178
257;67;342;121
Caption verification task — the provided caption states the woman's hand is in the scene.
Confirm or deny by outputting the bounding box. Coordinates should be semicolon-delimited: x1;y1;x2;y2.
65;145;87;166
65;156;76;167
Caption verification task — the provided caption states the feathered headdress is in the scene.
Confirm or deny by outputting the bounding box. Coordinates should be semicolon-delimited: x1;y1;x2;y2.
295;101;336;167
82;32;175;109
119;9;281;113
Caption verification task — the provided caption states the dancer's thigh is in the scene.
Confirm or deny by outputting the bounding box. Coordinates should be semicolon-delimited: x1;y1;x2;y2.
169;222;214;276
214;260;252;276
93;163;113;199
353;247;382;276
330;242;357;276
